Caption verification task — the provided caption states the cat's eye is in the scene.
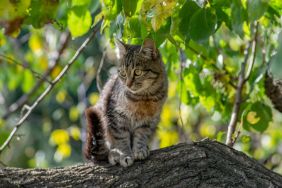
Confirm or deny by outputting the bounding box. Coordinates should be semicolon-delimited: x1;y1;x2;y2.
118;70;126;77
134;69;142;76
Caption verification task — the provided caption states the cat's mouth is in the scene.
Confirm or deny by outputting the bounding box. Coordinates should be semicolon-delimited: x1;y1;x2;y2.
127;86;143;93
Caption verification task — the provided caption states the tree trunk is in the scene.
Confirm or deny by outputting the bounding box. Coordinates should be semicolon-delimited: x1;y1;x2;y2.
1;139;282;187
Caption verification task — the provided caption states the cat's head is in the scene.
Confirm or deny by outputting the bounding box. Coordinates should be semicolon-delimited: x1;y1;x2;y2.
115;39;164;93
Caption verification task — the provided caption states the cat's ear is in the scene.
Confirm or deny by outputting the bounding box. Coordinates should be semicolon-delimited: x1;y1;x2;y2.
140;38;157;60
115;39;128;59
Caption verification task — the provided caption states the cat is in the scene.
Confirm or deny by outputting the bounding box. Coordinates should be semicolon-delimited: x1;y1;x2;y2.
84;39;168;167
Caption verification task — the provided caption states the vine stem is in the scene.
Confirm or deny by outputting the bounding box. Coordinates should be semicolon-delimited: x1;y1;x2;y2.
225;22;259;147
0;19;102;154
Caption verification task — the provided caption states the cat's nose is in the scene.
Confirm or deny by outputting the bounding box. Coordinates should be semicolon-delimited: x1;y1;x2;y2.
126;79;133;88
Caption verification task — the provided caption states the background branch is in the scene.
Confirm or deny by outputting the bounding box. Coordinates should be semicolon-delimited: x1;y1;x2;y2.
1;32;71;120
0;20;102;154
0;55;50;83
225;22;259;146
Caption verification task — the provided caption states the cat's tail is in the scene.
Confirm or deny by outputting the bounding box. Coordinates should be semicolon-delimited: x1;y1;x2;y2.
84;107;108;161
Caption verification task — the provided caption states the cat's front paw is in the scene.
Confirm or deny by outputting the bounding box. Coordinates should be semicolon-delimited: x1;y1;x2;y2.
108;149;134;167
120;155;134;167
108;149;120;165
133;146;150;160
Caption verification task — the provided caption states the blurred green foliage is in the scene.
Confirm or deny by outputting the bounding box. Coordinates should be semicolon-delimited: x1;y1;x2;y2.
0;0;282;175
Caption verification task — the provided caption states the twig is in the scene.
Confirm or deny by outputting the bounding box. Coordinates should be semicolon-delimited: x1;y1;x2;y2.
96;48;107;93
245;23;259;81
1;32;71;120
225;22;259;147
0;19;102;154
0;55;51;83
178;49;185;128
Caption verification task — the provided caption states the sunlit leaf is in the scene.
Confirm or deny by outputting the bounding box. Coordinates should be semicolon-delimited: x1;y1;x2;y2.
56;90;67;103
67;7;92;37
69;126;81;140
22;70;34;93
50;129;69;145
0;0;31;20
51;65;62;79
246;111;261;124
89;92;99;105
55;143;71;161
72;0;90;7
240;135;251;144
242;102;272;133
69;106;79;122
158;129;178;148
29;33;43;54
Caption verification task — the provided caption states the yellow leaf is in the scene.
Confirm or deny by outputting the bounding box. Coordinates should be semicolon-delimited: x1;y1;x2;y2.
29;33;43;53
199;124;216;138
89;92;99;105
69;107;79;122
58;143;71;157
56;143;71;159
50;129;69;145
229;38;241;51
158;129;178;148
0;118;4;128
247;111;260;124
69;126;81;141
200;96;215;112
39;56;48;70
51;65;62;79
161;106;172;126
56;90;67;103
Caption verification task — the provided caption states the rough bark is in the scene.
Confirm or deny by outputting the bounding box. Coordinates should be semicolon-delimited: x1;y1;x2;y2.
0;139;282;188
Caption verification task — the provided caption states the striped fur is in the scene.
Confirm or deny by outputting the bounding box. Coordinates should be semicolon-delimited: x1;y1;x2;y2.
84;39;168;167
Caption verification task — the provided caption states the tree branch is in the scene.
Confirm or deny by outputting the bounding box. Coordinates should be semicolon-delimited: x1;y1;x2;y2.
0;20;102;154
225;22;259;147
1;140;282;187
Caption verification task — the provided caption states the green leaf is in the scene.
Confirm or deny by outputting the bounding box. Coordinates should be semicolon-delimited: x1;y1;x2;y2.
122;0;138;17
270;31;282;79
22;70;34;93
179;0;200;39
25;0;59;28
240;135;251;144
103;0;122;20
184;67;203;97
231;0;246;37
72;0;90;7
67;7;92;37
188;8;217;42
0;0;31;20
242;102;272;133
215;8;231;29
247;0;269;22
0;130;9;145
124;16;141;38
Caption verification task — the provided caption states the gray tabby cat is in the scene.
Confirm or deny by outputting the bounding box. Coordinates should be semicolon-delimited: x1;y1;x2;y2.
84;39;168;167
